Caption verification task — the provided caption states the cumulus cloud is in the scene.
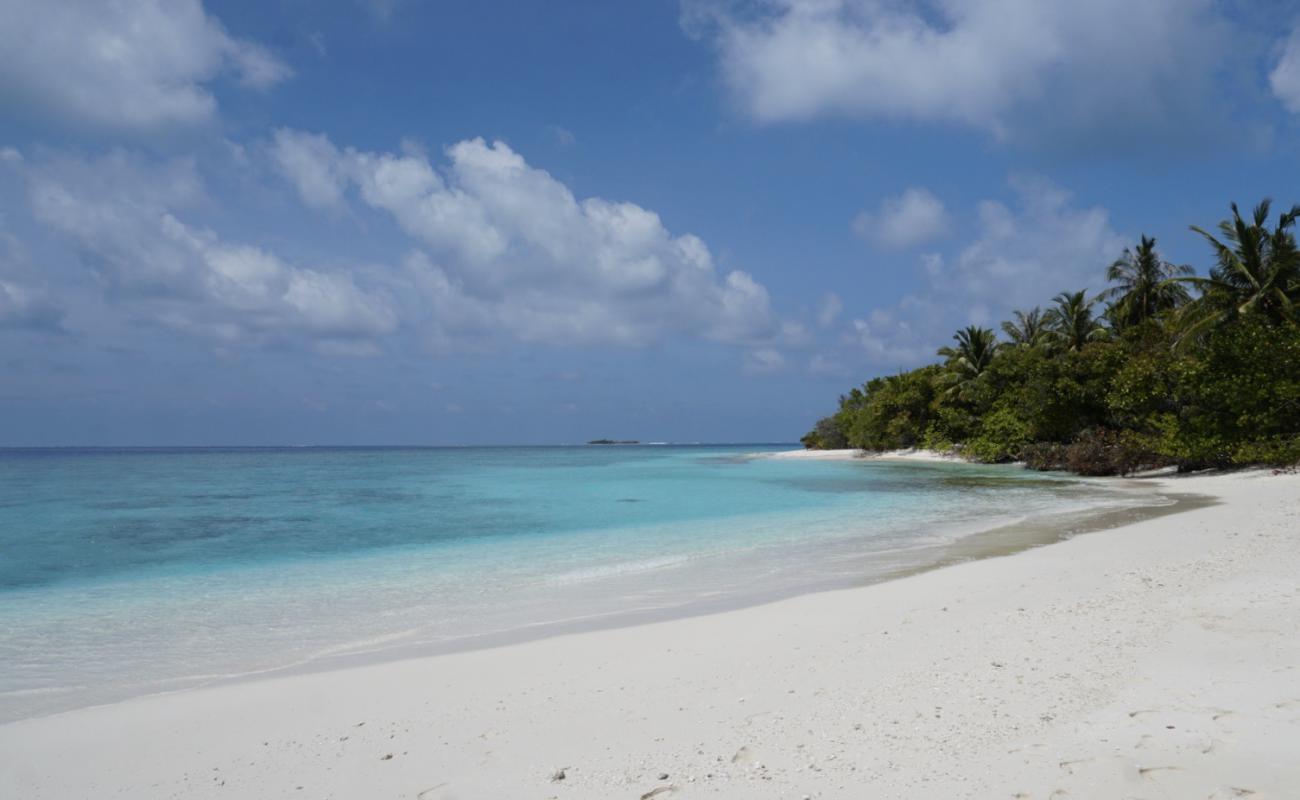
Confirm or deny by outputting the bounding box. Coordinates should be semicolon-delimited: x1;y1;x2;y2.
853;188;948;249
1271;28;1300;113
948;177;1125;318
18;151;394;349
0;0;291;130
268;130;351;212
0;232;64;333
270;129;777;347
846;176;1125;365
816;292;842;328
0;280;61;331
688;0;1230;146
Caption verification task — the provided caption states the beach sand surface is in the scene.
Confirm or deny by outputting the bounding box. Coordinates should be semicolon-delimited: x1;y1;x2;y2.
2;470;1297;799
764;447;967;463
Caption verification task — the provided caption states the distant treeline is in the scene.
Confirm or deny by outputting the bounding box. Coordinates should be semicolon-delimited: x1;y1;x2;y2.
802;200;1300;475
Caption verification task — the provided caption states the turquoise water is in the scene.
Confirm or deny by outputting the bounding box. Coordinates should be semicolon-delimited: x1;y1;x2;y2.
0;446;1150;721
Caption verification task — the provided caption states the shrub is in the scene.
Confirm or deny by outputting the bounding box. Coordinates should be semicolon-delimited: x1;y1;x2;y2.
1021;442;1069;471
1232;435;1300;467
964;404;1034;463
1061;428;1165;476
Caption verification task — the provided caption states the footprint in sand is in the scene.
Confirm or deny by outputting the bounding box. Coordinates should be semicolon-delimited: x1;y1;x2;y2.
1138;765;1183;781
1206;788;1257;799
1211;709;1235;723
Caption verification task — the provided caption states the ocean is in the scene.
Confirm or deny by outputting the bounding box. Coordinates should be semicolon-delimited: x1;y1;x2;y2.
0;445;1161;721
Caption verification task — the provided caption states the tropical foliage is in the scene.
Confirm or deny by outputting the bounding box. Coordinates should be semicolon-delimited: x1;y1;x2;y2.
1001;307;1048;347
1182;200;1300;334
801;201;1300;474
1101;235;1193;331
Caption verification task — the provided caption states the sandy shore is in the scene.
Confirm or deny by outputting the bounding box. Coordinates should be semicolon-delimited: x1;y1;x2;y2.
763;447;967;463
3;470;1298;799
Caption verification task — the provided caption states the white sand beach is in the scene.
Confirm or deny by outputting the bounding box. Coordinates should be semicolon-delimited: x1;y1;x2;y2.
762;447;968;463
2;469;1297;799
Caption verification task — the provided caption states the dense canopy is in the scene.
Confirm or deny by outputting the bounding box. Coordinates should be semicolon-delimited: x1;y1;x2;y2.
802;201;1300;475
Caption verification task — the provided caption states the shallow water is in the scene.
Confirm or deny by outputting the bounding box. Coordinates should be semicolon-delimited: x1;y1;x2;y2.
0;445;1160;721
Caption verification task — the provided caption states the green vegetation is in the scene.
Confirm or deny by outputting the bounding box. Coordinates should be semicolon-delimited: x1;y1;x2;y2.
801;201;1300;475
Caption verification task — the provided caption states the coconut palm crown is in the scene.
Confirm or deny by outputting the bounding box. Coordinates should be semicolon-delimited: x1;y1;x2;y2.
1044;290;1108;352
1182;200;1300;330
1100;235;1193;330
936;325;999;398
1001;307;1049;347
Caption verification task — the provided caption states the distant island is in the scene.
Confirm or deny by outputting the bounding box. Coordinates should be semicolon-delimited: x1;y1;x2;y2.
587;439;640;445
802;199;1300;476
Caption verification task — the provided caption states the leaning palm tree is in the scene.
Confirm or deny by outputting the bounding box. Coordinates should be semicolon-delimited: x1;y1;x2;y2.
1100;235;1193;331
1000;307;1049;347
936;325;999;399
1180;200;1300;334
1044;290;1108;352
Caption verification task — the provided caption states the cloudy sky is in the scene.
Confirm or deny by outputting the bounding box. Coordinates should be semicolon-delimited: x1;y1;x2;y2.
3;0;1300;445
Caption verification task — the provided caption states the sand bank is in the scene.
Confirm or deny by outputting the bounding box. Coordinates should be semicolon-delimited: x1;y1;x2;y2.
2;470;1297;799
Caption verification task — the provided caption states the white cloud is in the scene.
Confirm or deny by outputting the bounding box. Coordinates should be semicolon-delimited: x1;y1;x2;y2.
689;0;1229;144
1271;29;1300;113
271;130;778;348
949;176;1124;315
19;151;394;349
846;176;1125;365
269;130;351;212
359;0;403;21
0;231;63;332
853;187;948;249
0;0;291;130
545;125;577;147
0;279;59;330
816;292;842;328
846;303;933;367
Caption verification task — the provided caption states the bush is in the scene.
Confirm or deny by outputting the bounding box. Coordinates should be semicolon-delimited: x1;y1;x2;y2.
920;425;954;452
1024;429;1167;475
1021;442;1068;471
1063;428;1158;475
1232;435;1300;467
801;415;848;450
964;404;1033;462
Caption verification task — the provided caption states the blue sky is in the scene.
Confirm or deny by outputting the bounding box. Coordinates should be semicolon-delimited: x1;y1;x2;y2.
3;0;1300;446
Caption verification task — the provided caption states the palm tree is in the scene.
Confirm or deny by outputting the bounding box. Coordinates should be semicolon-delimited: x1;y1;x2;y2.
1100;235;1193;331
1182;200;1300;331
1001;307;1049;347
936;325;999;398
1044;290;1108;352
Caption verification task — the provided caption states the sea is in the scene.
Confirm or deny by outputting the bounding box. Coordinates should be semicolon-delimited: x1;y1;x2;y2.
0;445;1165;722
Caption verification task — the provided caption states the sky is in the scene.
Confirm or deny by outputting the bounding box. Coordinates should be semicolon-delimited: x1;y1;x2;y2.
2;0;1300;446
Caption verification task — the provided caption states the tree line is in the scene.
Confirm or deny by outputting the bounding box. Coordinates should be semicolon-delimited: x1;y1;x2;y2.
801;200;1300;475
